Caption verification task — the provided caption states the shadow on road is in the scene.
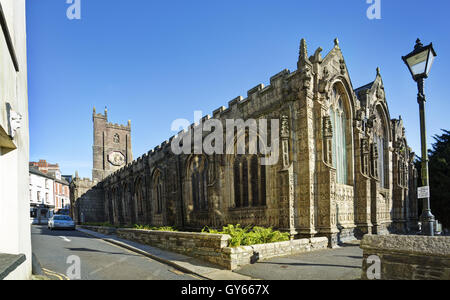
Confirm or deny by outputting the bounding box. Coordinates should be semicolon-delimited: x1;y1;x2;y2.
258;261;361;269
332;255;362;260
65;247;137;256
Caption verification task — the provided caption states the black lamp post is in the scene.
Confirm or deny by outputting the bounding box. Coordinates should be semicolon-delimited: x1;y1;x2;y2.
402;39;437;236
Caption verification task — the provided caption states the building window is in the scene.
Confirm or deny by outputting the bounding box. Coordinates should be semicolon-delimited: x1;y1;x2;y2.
329;87;349;184
153;171;163;214
189;156;208;211
134;178;144;216
233;155;267;208
234;157;241;208
374;106;389;188
250;156;259;207
242;158;249;207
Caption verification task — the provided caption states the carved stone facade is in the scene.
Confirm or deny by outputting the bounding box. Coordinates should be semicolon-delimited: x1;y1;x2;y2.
71;38;419;247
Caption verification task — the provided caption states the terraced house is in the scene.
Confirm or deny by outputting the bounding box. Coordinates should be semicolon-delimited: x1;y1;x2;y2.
71;38;419;247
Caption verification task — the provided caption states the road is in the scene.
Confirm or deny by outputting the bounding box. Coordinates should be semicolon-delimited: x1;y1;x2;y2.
31;225;201;280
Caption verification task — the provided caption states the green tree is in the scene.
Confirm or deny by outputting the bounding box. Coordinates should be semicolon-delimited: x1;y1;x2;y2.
416;130;450;230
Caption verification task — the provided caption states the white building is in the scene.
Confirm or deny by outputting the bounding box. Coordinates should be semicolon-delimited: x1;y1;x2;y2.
29;168;55;224
0;0;32;280
29;160;71;214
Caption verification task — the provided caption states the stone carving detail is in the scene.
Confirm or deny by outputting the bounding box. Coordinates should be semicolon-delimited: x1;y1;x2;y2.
318;67;330;94
280;115;290;138
361;138;370;175
207;155;216;186
339;59;346;75
288;165;296;237
323;115;333;165
336;184;354;225
311;47;323;64
376;84;385;100
281;115;290;169
113;133;120;143
300;67;312;90
371;142;379;178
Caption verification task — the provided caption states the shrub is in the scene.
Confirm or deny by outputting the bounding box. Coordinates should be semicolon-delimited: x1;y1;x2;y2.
202;224;290;247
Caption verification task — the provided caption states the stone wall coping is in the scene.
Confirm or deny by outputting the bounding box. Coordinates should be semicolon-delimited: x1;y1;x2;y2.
223;238;317;254
116;228;231;242
360;234;450;257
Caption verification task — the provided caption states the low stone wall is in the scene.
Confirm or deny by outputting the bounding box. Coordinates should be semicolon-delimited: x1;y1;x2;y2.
79;225;117;235
80;226;329;270
360;234;450;280
225;237;329;270
116;228;231;268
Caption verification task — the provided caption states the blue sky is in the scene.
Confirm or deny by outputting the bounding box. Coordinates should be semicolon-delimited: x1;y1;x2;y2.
27;0;450;178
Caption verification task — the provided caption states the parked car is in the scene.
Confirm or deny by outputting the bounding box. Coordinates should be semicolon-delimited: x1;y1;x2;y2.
55;209;70;216
48;215;76;230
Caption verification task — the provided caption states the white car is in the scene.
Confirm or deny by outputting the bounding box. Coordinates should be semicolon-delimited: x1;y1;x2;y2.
48;215;76;230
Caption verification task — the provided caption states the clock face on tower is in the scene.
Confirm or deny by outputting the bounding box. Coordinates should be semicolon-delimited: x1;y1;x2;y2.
108;151;125;167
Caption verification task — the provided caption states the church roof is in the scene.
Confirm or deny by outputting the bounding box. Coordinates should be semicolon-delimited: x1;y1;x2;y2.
354;81;375;100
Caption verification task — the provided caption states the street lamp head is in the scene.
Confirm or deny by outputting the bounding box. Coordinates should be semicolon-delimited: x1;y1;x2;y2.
402;39;437;81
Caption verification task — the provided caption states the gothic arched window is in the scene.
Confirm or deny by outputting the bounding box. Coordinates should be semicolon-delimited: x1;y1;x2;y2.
250;156;259;207
374;106;389;188
234;157;241;208
233;154;267;208
153;171;163;214
189;156;208;211
135;178;144;217
329;86;349;184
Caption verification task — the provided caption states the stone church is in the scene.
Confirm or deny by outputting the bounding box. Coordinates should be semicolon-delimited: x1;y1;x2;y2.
71;38;419;246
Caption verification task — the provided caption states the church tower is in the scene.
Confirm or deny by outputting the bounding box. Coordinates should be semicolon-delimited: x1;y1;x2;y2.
92;107;133;182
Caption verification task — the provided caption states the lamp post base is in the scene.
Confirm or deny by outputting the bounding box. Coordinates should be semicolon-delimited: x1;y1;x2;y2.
420;210;435;236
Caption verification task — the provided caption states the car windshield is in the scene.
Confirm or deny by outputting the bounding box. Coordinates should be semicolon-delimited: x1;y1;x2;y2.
53;216;72;221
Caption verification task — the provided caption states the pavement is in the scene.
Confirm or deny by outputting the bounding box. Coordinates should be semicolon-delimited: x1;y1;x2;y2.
235;242;363;280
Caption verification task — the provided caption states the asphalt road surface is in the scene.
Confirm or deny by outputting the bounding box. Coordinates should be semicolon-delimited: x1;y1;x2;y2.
31;225;200;280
